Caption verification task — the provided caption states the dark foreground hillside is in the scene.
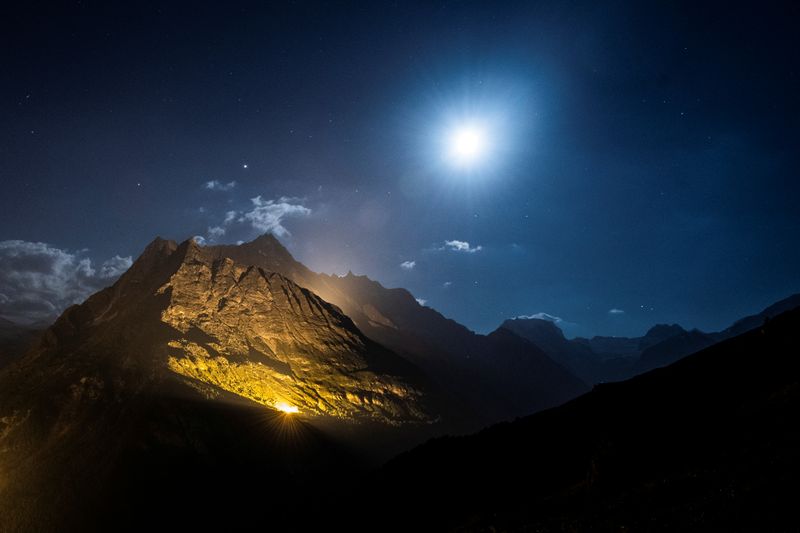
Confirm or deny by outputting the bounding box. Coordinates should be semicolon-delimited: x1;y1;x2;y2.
376;308;800;532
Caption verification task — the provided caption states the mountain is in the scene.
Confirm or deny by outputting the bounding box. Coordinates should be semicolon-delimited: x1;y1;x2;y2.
206;234;588;429
634;327;715;373
379;307;800;531
0;234;592;530
499;317;600;383
582;323;718;380
502;318;699;383
0;236;430;531
576;323;688;357
507;294;800;385
717;293;800;340
156;238;427;422
0;317;44;370
1;232;796;531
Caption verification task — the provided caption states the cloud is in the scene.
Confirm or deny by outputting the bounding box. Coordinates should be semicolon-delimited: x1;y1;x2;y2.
99;255;133;279
609;308;625;315
207;226;226;240
415;298;427;306
443;281;452;288
198;197;311;243
0;240;131;324
516;312;565;323
400;260;416;270
204;180;237;191
441;240;482;253
240;196;311;237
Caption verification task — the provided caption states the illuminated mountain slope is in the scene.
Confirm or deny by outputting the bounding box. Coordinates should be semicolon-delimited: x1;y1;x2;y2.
0;236;427;531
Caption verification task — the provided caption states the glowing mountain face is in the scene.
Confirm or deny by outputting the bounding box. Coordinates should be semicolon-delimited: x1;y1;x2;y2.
156;240;426;422
0;236;427;431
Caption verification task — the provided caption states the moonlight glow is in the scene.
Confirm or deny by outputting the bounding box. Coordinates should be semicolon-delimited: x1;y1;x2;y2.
447;124;488;167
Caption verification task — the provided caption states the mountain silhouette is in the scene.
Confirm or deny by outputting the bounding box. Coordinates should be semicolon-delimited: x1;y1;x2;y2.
380;307;800;531
504;295;800;384
634;327;715;373
716;293;800;339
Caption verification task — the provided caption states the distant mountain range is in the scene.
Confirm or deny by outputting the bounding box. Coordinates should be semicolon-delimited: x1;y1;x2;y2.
501;293;800;384
380;306;800;531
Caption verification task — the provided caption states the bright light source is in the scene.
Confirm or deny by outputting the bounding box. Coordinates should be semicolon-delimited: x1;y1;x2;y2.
447;124;488;167
275;401;299;414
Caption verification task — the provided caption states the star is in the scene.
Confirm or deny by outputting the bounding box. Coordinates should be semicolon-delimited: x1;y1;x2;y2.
242;164;248;169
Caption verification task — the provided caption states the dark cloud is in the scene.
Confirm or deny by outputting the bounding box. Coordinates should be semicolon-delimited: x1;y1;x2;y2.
0;241;131;324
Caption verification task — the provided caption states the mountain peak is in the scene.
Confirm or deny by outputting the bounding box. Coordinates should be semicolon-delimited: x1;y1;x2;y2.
501;316;567;341
247;232;285;248
142;235;177;255
644;323;686;339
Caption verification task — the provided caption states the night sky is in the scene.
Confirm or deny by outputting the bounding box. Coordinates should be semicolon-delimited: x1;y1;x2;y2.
1;1;798;337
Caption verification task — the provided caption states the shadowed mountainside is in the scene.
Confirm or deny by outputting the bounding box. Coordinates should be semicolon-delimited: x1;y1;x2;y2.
0;318;44;370
502;294;800;384
716;293;800;339
500;317;707;383
379;307;800;531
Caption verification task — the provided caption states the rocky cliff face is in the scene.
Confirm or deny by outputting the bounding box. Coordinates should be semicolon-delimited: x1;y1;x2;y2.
15;236;426;423
159;239;425;421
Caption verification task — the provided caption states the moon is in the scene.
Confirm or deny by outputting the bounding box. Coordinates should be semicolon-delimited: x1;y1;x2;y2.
447;124;488;167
